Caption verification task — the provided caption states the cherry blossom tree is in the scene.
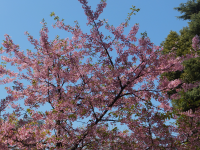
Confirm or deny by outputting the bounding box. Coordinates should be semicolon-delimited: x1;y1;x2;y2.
0;0;199;149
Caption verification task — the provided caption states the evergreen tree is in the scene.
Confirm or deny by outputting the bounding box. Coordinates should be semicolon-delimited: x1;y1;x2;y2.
159;2;200;147
174;0;200;21
188;11;200;37
159;0;200;113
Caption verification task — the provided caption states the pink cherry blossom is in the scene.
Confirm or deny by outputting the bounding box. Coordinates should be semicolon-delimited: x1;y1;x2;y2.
0;0;199;149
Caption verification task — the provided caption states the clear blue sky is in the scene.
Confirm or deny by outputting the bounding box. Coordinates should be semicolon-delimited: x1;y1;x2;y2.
0;0;189;138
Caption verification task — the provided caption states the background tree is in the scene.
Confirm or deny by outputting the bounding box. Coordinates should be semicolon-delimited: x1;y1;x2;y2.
159;0;200;148
174;0;200;21
159;0;200;113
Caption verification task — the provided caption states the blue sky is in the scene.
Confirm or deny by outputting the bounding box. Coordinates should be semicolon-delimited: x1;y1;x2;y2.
0;0;189;139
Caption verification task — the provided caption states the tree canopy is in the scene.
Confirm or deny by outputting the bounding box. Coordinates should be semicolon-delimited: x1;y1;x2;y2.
0;0;199;149
159;0;200;113
174;0;200;21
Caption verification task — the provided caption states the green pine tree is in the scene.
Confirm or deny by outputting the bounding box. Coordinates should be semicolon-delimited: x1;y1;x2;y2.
159;1;200;147
174;0;200;21
159;0;200;113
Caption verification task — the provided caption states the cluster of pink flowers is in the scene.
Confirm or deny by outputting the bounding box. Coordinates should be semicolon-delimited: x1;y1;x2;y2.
192;35;200;51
